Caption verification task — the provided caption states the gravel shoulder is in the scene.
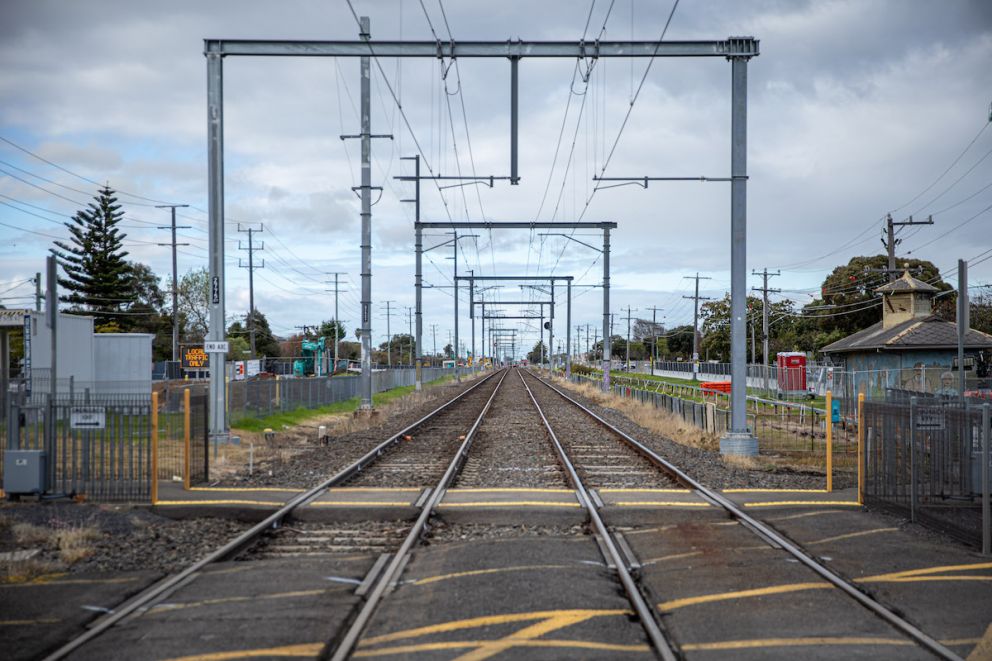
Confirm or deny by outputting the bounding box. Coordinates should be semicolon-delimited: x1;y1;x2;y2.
539;371;852;490
0;501;248;581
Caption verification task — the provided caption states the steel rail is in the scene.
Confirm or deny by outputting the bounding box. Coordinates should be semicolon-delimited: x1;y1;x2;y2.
42;369;503;661
516;369;677;661
524;370;962;661
329;368;510;660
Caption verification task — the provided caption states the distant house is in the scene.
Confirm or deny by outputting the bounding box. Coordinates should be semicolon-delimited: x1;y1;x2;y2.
821;271;992;396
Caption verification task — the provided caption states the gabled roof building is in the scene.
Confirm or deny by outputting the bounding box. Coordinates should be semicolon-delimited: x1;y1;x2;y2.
821;271;992;396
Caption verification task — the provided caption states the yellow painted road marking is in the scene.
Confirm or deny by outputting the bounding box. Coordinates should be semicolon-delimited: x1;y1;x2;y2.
446;488;574;493
613;501;711;508
149;589;327;614
806;527;899;545
743;500;861;508
164;643;323;661
438;501;582;508
0;618;59;625
411;564;573;587
723;488;829;493
682;636;916;651
155;500;285;506
659;582;832;611
308;501;413;507
359;608;631;646
681;636;983;652
658;562;992;611
598;488;691;493
354;639;650;658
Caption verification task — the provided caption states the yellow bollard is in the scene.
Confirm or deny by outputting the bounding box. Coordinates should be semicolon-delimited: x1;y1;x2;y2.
225;375;230;413
825;390;833;493
857;392;865;505
183;388;191;491
151;391;159;505
275;375;281;407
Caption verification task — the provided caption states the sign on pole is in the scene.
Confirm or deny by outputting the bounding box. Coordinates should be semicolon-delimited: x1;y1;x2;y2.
204;340;229;353
23;314;32;396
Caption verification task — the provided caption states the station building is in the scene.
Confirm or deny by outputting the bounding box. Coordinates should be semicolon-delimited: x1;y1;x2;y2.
821;270;992;397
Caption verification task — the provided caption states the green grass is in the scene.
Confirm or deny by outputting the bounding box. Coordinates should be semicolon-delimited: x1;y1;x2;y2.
230;374;457;433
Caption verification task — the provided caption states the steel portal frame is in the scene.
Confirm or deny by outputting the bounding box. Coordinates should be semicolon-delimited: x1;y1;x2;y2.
203;29;757;449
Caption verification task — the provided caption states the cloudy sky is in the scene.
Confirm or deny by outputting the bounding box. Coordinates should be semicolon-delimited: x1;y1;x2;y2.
1;0;990;357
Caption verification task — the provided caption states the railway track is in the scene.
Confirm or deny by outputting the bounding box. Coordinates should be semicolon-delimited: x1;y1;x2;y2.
41;368;506;661
519;368;963;661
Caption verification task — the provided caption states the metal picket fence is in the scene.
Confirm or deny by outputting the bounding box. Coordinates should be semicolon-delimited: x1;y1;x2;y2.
4;393;154;502
863;398;991;548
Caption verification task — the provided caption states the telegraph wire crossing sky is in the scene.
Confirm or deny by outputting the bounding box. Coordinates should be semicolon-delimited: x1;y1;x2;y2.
0;0;990;352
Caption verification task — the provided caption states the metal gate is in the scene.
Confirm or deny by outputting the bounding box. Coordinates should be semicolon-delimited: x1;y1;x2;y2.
863;399;990;546
4;394;153;501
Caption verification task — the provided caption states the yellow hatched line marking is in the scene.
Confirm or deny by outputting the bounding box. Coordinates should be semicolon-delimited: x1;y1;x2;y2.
682;636;912;651
0;618;59;625
659;582;832;611
439;501;582;508
354;639;650;658
743;500;861;508
359;608;631;646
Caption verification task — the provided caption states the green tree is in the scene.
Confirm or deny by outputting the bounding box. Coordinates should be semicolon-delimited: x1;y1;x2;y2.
228;310;279;359
53;186;134;329
527;341;546;364
443;343;454;359
663;325;694;359
177;267;209;342
813;255;949;336
125;262;171;360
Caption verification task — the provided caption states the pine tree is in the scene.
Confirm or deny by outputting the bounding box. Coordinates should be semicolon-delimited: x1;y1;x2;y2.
53;186;134;329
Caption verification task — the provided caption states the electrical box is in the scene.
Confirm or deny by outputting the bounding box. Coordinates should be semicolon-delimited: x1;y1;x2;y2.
3;450;47;496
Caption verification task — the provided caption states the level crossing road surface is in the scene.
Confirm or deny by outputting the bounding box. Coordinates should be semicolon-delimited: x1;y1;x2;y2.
3;368;990;660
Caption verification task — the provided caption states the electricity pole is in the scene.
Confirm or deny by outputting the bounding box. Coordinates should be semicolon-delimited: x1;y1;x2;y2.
34;272;42;312
683;273;712;380
430;323;439;363
883;214;934;280
646;306;663;376
326;272;347;373
237;224;265;358
156;204;190;364
751;268;780;393
623;306;637;371
405;306;414;366
381;300;396;368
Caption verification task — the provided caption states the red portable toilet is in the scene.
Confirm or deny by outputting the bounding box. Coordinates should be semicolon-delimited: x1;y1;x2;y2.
777;352;807;394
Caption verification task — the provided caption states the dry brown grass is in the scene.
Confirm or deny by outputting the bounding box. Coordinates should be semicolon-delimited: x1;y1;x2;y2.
56;526;100;564
12;522;50;546
557;378;721;452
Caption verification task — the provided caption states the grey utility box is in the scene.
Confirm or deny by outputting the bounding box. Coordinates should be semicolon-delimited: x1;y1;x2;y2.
3;450;47;496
